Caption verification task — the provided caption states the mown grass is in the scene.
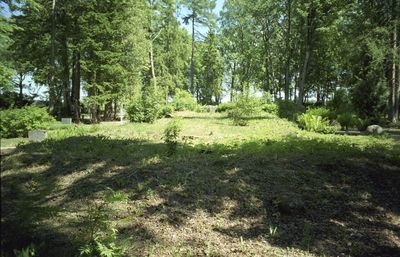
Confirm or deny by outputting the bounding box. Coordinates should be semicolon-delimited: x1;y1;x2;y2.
1;112;399;257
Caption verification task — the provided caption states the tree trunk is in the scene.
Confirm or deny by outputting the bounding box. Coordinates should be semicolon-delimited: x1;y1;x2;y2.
389;0;399;123
298;45;311;104
104;100;113;121
190;14;195;94
71;50;81;123
149;42;157;89
61;35;71;117
49;0;57;115
230;62;236;102
18;73;24;106
284;0;292;100
297;6;316;105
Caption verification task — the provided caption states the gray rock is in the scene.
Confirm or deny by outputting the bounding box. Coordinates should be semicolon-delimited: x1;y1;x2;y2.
28;130;47;142
366;125;383;135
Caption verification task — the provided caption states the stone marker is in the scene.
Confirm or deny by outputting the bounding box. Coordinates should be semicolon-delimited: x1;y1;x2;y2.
118;106;125;123
61;118;72;124
28;130;47;142
366;125;383;135
209;106;216;113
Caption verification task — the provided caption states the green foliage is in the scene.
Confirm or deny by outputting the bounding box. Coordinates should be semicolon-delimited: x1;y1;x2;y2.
328;89;353;114
163;119;182;155
194;105;210;113
352;79;388;123
277;100;306;121
337;112;364;131
127;89;164;123
262;103;278;115
79;189;127;257
172;89;198;111
0;106;55;138
306;107;334;120
160;104;174;118
127;99;145;122
216;102;236;113
14;244;36;257
228;95;262;126
297;113;337;134
196;32;224;105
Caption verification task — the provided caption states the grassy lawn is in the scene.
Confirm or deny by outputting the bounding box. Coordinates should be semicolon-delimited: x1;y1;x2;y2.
1;112;400;257
0;137;29;148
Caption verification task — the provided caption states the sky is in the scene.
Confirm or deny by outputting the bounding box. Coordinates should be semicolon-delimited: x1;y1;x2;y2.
180;0;225;37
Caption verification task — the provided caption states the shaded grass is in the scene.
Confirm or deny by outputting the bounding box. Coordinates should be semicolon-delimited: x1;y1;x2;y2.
1;112;400;256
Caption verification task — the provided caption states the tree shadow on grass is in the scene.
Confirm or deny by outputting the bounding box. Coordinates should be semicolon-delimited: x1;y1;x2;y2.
1;135;400;256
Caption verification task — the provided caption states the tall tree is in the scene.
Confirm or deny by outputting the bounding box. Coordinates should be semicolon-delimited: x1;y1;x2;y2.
181;0;216;99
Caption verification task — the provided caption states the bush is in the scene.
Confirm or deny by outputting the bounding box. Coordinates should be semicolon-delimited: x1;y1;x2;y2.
297;112;337;134
172;89;198;111
195;105;210;113
0;106;56;138
216;102;236;113
160;104;174;118
306;107;333;120
127;89;163;123
328;88;353;113
163;119;182;155
78;189;127;257
228;96;262;126
277;100;306;121
127;99;145;122
262;103;278;115
337;112;363;131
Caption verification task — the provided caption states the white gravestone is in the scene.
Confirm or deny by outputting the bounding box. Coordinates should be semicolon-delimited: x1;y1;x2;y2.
119;106;125;123
61;118;72;124
28;130;47;142
209;106;216;113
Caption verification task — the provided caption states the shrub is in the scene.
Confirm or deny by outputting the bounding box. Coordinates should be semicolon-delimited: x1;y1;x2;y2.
195;105;210;113
127;98;145;122
142;90;162;123
262;103;278;115
216;102;236;113
172;89;198;111
163;119;182;155
0;106;56;138
127;89;163;123
328;88;352;113
337;112;363;131
297;113;337;134
277;100;306;121
228;96;262;126
306;107;333;120
78;189;127;257
160;104;174;118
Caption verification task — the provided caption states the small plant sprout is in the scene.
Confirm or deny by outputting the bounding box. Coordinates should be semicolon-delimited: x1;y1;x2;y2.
239;236;246;252
269;224;278;238
163;118;182;155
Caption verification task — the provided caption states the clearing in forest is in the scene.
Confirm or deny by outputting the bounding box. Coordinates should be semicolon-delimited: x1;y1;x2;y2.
1;112;400;257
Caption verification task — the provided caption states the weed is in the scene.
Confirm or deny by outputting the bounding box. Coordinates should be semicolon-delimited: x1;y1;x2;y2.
239;236;246;252
13;244;36;257
205;241;213;257
269;224;278;238
163;119;182;155
78;189;128;257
